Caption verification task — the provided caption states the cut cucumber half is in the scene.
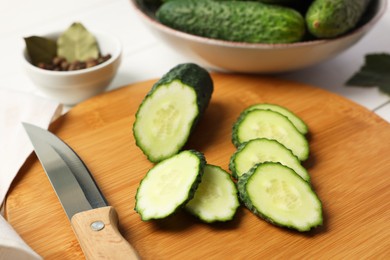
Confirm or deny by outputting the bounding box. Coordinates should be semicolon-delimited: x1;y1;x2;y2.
185;165;240;223
135;150;206;221
230;138;310;182
232;109;309;161
237;162;322;232
133;63;213;163
245;103;308;135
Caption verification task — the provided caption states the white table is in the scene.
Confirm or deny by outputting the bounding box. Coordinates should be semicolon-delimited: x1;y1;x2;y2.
1;0;389;122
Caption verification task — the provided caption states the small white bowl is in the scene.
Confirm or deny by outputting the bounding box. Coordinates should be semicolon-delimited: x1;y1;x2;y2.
130;0;386;73
23;31;122;105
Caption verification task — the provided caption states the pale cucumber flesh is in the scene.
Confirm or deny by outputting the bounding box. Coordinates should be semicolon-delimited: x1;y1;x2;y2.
239;162;322;231
245;103;308;134
185;165;240;223
230;138;310;181
135;150;204;221
133;80;198;162
235;109;309;161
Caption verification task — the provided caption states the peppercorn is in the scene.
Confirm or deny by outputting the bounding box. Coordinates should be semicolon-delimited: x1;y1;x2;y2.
60;60;69;70
35;54;112;71
86;58;98;68
52;56;65;66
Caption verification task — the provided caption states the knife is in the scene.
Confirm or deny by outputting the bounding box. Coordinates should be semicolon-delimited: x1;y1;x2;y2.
23;122;139;260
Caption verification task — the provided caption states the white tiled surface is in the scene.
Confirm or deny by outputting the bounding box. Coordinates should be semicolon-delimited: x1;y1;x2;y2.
375;101;390;121
0;0;389;122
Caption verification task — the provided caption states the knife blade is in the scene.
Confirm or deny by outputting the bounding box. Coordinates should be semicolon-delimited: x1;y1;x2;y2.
23;122;139;260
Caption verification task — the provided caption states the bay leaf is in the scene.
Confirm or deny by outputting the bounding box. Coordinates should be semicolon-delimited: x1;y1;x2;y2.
24;36;57;65
57;22;99;62
346;53;390;95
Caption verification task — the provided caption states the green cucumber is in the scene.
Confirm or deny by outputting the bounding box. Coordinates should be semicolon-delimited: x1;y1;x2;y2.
237;162;322;231
133;63;213;163
156;0;306;44
135;150;206;221
256;0;301;4
245;103;308;135
185;165;240;223
306;0;371;38
230;138;310;182
232;109;309;161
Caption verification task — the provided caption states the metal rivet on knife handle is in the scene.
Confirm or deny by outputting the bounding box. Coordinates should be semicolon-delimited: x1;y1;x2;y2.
91;221;105;231
71;206;140;259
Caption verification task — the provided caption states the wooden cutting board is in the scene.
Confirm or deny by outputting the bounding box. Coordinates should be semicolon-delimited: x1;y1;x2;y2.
5;73;390;259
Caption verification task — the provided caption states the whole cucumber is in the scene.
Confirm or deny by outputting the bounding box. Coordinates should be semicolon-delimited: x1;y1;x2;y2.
306;0;371;38
156;0;306;44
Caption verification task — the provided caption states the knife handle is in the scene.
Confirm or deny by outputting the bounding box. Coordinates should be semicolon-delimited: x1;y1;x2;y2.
71;206;140;260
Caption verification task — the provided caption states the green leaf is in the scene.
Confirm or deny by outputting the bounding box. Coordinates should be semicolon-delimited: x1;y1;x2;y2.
24;36;57;66
57;22;99;62
346;53;390;95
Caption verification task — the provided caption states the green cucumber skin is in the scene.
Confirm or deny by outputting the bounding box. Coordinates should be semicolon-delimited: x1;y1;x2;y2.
229;138;310;181
231;109;309;161
133;63;213;162
237;162;323;231
176;150;206;210
156;0;306;44
257;0;301;4
170;150;206;209
306;0;371;38
186;164;240;223
245;103;308;135
144;63;213;125
135;150;206;221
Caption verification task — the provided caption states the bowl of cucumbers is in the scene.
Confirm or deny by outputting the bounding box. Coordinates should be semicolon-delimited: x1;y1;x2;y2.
130;0;387;73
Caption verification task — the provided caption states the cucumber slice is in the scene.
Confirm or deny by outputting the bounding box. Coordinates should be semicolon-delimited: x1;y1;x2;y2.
185;165;240;223
133;63;213;163
237;162;322;232
230;138;310;182
135;150;206;221
232;109;309;161
245;103;308;135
